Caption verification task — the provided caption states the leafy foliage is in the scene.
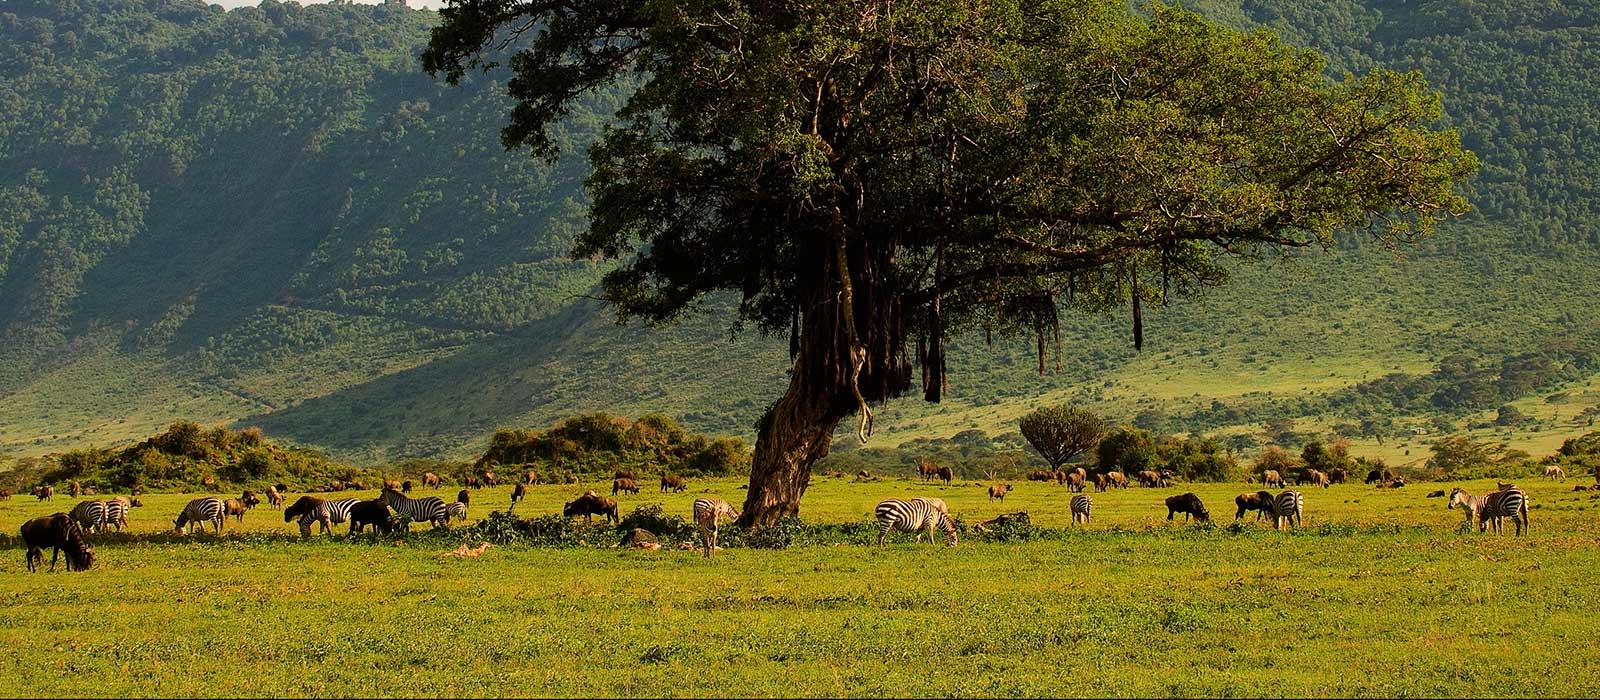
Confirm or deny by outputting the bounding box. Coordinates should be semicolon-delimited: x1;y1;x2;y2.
1019;406;1107;470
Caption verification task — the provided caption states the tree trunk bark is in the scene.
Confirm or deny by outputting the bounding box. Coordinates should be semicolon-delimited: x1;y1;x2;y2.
737;373;847;528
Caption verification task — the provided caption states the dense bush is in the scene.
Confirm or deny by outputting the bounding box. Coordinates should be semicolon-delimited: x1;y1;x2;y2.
477;413;750;478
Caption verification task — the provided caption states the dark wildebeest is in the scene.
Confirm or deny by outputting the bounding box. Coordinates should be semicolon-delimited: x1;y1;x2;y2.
21;513;95;572
0;489;11;500
401;480;413;494
1027;470;1055;482
34;485;54;501
564;492;620;525
1234;491;1275;522
1303;469;1330;489
916;462;940;482
69;481;82;498
348;499;393;535
988;483;1012;503
510;483;527;512
1165;493;1211;523
1328;467;1348;484
612;478;640;496
466;476;482;489
457;489;471;507
1137;470;1162;488
661;473;688;493
936;465;954;486
1365;468;1394;485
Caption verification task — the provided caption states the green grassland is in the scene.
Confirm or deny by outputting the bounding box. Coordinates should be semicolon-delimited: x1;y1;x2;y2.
3;476;1598;696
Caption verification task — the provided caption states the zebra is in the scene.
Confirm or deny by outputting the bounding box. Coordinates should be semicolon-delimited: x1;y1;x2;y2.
1447;487;1486;531
379;487;449;529
874;498;957;547
1070;494;1092;524
174;497;227;535
693;497;739;558
68;500;108;534
1480;486;1529;536
1271;490;1304;531
288;497;360;536
446;500;468;523
103;496;141;532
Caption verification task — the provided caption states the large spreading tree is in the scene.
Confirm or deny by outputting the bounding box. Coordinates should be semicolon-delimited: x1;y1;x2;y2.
424;0;1477;526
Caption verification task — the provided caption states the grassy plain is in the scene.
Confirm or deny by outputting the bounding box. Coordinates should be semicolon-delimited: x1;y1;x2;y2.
2;476;1599;697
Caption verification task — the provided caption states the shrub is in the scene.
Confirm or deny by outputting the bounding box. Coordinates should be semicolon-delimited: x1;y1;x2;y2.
618;504;698;543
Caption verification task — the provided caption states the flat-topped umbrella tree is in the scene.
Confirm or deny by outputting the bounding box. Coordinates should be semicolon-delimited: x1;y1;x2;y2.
424;0;1477;527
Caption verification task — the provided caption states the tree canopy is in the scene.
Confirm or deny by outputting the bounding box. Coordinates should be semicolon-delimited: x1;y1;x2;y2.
1019;405;1106;469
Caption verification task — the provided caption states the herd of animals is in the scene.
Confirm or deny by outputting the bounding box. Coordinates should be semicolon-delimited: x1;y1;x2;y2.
9;459;1567;573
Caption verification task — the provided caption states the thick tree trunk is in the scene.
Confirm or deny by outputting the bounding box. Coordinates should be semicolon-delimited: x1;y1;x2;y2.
737;374;847;528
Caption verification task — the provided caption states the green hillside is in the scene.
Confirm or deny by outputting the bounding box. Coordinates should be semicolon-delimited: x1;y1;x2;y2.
1;0;1598;464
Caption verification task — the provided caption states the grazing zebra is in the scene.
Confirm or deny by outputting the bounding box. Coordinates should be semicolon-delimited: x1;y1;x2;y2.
174;497;228;535
446;500;468;523
1070;494;1092;524
1270;490;1304;531
68;500;108;534
102;496;141;532
692;497;739;558
1480;486;1529;536
379;487;449;528
873;498;957;547
286;496;360;536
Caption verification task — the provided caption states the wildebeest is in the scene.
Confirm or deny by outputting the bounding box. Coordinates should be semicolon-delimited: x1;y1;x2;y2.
347;499;393;535
1302;469;1330;489
241;490;261;509
383;479;402;492
1064;471;1086;492
481;471;499;487
0;489;11;500
1027;470;1055;482
1365;468;1394;485
265;485;285;508
510;483;527;511
401;480;413;493
69;481;82;498
1137;470;1162;488
1165;493;1210;522
1545;465;1566;480
34;485;54;501
1328;467;1348;484
661;473;687;493
612;478;640;496
564;492;620;525
1105;471;1128;489
988;483;1012;503
916;461;940;482
466;476;482;489
525;470;542;486
935;465;954;486
21;514;94;572
457;489;471;506
423;472;441;489
274;482;290;495
1426;489;1447;498
1262;470;1284;488
1234;491;1274;521
224;498;249;523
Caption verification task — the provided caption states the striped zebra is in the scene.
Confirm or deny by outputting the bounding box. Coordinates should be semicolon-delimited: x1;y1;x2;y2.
68;500;108;534
1447;487;1485;530
379;487;449;529
1070;494;1092;524
874;498;957;547
1271;490;1304;531
103;496;142;532
692;497;739;558
446;500;468;523
1480;486;1529;536
285;496;360;536
174;497;227;535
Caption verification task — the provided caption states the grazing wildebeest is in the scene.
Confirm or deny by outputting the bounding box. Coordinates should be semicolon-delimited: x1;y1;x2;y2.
466;476;482;489
1027;470;1055;482
564;492;620;525
21;514;94;572
347;499;393;535
481;471;499;487
661;473;687;493
69;481;82;498
1105;471;1128;489
936;465;954;486
510;483;527;512
1234;491;1275;522
975;511;1030;532
1303;469;1330;489
265;485;285;508
423;472;441;489
1262;470;1284;488
1137;470;1162;488
1365;468;1393;485
988;483;1011;503
34;485;54;501
1328;467;1348;484
1165;493;1210;523
612;478;640;496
